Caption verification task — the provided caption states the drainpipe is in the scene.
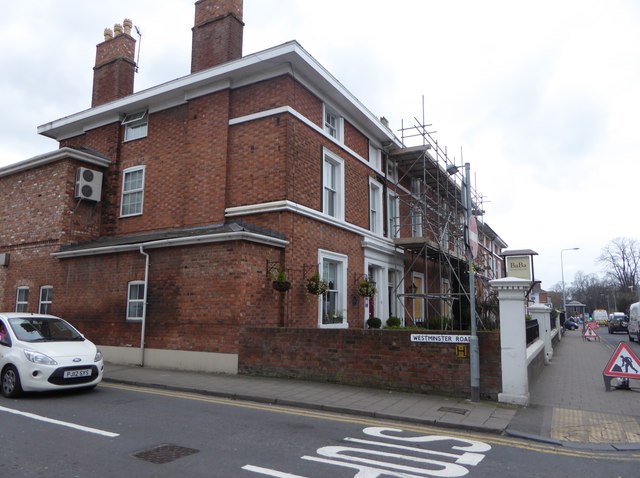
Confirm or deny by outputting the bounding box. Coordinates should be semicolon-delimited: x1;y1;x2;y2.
139;245;150;367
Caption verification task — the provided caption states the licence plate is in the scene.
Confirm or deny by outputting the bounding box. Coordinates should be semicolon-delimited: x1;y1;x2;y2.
63;369;92;379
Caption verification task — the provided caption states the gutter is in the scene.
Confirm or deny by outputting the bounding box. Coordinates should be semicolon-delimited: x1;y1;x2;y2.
51;231;289;259
138;245;150;367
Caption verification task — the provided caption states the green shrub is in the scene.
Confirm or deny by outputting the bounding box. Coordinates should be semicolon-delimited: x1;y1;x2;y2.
386;316;401;327
366;317;382;329
426;316;450;330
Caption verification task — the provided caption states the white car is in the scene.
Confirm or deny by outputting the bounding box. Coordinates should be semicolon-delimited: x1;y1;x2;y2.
0;313;103;398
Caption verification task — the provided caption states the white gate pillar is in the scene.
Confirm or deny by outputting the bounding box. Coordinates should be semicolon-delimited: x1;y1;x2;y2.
490;277;531;406
529;303;553;364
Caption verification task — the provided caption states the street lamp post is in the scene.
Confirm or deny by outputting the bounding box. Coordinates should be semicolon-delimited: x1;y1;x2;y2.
561;247;579;318
447;161;479;402
464;163;480;403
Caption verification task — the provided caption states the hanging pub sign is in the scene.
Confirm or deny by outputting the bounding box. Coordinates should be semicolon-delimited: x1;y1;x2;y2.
500;249;538;281
506;255;532;280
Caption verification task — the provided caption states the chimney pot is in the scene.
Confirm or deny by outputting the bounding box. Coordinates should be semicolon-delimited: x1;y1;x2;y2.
92;20;136;107
123;19;133;36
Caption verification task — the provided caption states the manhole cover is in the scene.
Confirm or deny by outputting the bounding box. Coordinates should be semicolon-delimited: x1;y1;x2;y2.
438;406;469;415
133;444;199;464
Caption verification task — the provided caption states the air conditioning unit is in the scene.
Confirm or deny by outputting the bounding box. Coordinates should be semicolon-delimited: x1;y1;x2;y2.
74;167;103;202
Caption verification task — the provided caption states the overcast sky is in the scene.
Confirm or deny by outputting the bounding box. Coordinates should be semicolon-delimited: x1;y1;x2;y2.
1;0;638;290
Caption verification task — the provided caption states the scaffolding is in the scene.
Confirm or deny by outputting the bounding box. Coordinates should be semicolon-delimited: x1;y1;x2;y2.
386;104;485;330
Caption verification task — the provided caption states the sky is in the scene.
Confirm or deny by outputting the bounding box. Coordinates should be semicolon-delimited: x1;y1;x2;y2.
1;0;639;290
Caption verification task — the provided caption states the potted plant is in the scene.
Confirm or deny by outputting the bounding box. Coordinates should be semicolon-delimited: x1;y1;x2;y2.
324;312;344;324
358;277;376;298
272;268;291;292
366;316;382;329
386;316;401;327
306;272;329;295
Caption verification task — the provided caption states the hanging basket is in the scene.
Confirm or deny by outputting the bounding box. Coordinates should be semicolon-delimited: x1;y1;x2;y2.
306;273;329;295
272;280;291;292
358;278;376;298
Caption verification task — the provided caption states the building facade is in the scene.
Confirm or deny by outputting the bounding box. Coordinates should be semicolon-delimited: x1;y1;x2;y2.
0;0;506;373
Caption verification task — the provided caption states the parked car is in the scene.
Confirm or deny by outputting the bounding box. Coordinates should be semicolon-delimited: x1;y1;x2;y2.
608;312;628;334
0;313;103;398
564;318;579;330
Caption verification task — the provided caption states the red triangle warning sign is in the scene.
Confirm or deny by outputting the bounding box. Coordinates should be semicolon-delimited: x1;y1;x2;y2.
583;328;600;341
603;342;640;378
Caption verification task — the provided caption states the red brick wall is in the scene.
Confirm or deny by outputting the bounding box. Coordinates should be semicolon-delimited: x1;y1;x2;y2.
1;239;287;353
191;0;243;73
92;33;136;107
63;92;231;236
239;328;502;399
0;161;72;245
343;120;368;160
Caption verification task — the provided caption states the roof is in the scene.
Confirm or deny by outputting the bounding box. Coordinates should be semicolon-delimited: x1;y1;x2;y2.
500;249;538;257
38;41;402;149
0;147;111;178
53;222;288;259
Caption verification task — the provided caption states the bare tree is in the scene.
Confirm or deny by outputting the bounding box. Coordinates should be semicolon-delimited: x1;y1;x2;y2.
570;271;608;312
597;237;640;290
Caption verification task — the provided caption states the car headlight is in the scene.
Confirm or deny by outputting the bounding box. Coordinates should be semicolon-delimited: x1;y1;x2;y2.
24;349;58;365
94;349;103;362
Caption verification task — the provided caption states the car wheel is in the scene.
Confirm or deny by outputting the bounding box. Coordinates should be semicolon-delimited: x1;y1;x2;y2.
2;365;23;398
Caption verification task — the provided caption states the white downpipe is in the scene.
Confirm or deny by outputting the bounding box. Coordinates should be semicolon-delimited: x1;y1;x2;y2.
139;245;150;367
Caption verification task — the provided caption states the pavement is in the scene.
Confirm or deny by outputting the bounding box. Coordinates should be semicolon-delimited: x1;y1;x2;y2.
103;329;640;451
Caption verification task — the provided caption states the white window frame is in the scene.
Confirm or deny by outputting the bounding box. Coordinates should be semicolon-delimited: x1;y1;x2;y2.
318;250;348;329
127;281;146;321
368;142;382;170
411;205;423;238
369;178;383;235
39;286;53;315
322;149;345;221
122;110;148;142
387;269;403;324
387;190;400;239
323;104;343;142
442;279;451;319
121;166;145;217
440;199;450;248
16;287;29;313
386;159;398;184
412;273;425;323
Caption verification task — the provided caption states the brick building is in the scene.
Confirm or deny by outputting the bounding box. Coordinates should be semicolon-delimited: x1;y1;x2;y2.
0;0;506;374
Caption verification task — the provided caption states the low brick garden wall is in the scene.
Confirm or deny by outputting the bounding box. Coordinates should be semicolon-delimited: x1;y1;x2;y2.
239;328;501;399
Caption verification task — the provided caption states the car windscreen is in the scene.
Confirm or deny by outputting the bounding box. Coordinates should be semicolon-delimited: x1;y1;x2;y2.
8;317;84;342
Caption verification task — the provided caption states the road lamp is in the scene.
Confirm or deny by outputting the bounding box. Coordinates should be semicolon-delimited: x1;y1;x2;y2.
447;162;479;402
561;247;579;318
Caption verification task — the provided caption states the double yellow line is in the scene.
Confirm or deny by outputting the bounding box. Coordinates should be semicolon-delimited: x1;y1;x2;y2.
102;382;640;461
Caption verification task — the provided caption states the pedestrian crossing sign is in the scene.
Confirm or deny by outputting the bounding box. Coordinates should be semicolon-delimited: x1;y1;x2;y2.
603;342;640;378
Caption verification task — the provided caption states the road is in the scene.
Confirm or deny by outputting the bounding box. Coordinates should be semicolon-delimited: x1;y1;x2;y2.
1;382;639;477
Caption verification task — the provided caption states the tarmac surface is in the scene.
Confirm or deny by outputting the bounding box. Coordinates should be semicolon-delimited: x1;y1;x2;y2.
103;328;640;451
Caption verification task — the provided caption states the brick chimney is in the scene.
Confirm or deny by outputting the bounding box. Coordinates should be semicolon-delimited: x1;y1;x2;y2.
191;0;243;73
92;19;136;107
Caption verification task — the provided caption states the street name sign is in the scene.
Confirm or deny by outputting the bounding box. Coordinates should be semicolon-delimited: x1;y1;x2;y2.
411;334;471;344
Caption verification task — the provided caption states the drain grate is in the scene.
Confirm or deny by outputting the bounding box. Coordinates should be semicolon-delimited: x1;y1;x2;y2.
438;406;469;415
133;444;200;464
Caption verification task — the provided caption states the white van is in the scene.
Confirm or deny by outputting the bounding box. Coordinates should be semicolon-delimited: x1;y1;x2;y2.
629;302;640;342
